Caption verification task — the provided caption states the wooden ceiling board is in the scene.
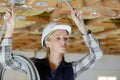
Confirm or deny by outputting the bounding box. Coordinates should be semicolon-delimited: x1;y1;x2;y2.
14;20;36;28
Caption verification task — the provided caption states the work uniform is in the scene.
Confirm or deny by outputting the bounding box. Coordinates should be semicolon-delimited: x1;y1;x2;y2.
34;58;74;80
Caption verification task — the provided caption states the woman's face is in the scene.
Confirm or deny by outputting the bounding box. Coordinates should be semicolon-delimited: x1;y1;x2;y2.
45;29;69;54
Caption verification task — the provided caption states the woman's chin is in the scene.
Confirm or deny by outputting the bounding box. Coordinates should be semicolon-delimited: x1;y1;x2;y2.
60;48;66;53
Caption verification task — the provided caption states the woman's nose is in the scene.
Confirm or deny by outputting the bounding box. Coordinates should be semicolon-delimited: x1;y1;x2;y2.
61;37;68;44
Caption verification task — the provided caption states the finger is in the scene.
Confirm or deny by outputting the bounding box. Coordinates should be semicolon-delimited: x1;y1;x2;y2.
71;9;77;17
75;10;82;20
6;9;13;16
76;10;80;16
6;9;11;13
4;11;12;21
77;11;82;20
4;14;10;20
6;12;12;18
71;10;75;16
11;9;14;15
72;9;79;18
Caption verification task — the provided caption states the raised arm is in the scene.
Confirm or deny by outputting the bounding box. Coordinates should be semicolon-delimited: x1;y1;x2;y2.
0;9;21;70
4;9;15;38
71;9;103;78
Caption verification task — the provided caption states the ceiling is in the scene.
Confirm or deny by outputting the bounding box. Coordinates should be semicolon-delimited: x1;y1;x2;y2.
0;0;120;55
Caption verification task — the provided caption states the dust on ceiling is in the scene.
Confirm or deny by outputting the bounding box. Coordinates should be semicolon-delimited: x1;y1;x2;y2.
0;0;120;55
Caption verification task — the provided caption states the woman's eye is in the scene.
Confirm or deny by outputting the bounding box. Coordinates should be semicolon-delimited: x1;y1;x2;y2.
64;37;69;41
56;37;61;40
55;36;69;41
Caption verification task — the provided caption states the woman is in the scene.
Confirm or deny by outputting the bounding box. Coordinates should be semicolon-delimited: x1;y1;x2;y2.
0;9;103;80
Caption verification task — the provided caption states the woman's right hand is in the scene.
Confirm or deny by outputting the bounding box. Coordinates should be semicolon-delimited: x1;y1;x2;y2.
4;9;15;38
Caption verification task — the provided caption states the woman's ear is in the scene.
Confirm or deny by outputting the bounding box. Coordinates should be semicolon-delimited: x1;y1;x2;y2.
45;41;50;48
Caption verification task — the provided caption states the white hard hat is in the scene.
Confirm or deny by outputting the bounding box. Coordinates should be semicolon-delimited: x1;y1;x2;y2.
41;22;71;48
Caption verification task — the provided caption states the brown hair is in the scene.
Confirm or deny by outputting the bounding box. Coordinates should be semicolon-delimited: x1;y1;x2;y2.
44;30;55;57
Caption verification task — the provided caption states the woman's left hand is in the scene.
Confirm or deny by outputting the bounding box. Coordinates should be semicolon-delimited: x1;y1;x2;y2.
71;9;87;34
